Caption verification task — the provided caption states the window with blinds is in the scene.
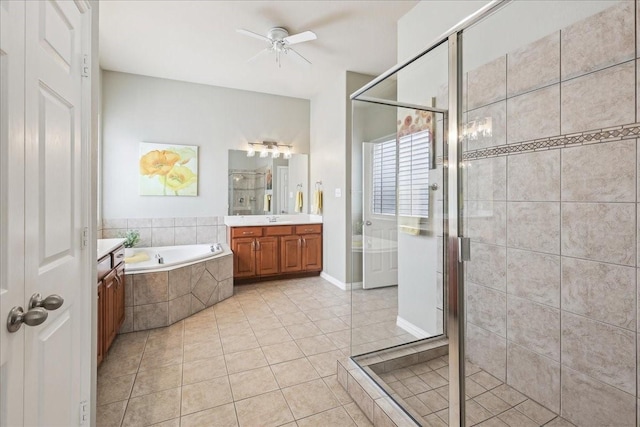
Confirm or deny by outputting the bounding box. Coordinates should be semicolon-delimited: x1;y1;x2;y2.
371;130;430;218
398;130;430;218
372;139;397;215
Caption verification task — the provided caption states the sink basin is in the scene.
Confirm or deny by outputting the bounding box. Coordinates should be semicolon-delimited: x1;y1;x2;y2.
265;220;293;225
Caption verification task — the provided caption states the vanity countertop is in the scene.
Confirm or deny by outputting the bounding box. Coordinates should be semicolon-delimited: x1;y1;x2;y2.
224;214;323;227
97;238;126;260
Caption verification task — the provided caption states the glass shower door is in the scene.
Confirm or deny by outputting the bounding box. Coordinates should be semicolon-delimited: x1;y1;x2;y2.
460;1;637;426
350;38;452;425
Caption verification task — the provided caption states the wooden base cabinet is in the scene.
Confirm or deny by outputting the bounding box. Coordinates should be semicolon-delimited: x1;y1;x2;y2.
280;235;302;273
97;282;104;365
256;237;279;275
232;237;257;278
97;244;126;365
301;233;322;271
230;224;322;281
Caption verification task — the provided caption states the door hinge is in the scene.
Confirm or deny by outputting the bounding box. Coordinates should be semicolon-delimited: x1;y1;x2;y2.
81;54;89;78
458;236;471;262
79;400;89;424
81;227;88;249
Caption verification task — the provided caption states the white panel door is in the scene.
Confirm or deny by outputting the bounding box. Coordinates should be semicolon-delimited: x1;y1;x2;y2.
362;142;398;289
0;1;26;425
23;1;87;425
1;1;91;425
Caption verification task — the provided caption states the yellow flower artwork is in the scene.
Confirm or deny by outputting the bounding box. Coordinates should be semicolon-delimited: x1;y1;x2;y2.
139;142;198;196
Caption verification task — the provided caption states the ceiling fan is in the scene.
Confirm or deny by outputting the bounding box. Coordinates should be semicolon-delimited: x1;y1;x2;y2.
237;27;317;67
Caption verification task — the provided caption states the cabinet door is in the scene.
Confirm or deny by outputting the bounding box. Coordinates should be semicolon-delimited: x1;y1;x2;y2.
97;281;104;365
280;235;303;273
114;264;125;330
302;234;323;271
232;237;257;278
103;270;117;353
256;237;279;276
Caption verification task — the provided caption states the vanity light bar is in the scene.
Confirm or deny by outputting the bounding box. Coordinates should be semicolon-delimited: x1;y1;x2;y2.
246;141;293;158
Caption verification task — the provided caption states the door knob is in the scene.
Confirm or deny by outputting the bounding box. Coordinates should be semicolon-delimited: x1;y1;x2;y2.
28;293;64;311
365;221;372;226
6;306;48;333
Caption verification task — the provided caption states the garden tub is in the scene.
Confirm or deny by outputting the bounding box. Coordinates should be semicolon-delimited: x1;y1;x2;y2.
121;243;233;332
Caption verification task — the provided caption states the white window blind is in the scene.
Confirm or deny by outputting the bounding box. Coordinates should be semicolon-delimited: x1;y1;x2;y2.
371;130;430;218
398;130;430;218
372;139;396;215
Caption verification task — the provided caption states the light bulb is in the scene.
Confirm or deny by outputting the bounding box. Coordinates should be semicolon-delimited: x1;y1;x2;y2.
259;150;269;158
247;146;255;157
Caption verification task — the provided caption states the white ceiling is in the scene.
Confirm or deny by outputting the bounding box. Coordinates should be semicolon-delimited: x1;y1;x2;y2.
99;1;418;100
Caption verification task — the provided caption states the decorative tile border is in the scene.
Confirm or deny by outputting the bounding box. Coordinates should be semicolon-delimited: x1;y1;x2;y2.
463;122;640;161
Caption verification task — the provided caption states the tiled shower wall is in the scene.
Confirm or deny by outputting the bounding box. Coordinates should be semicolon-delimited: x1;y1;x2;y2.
463;2;639;425
100;217;228;247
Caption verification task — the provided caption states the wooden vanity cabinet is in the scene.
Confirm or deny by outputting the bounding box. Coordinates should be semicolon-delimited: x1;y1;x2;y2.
232;237;257;277
301;233;322;271
256;236;279;275
230;224;322;281
97;281;104;365
97;244;126;365
114;263;125;330
280;235;302;273
103;268;117;354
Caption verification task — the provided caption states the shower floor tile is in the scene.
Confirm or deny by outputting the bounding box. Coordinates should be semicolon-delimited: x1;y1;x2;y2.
374;356;575;426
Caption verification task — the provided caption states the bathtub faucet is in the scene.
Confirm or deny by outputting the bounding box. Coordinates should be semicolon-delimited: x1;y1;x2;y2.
210;244;222;252
155;254;164;264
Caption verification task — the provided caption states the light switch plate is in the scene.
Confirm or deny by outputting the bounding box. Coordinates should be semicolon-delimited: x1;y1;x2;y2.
335;188;341;197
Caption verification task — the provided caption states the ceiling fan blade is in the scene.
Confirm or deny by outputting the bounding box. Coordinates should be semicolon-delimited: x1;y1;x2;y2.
247;48;271;63
283;30;317;45
236;28;271;43
287;47;312;66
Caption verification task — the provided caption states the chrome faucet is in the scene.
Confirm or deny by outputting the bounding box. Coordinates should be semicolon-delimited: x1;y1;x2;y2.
155;254;164;264
267;216;278;223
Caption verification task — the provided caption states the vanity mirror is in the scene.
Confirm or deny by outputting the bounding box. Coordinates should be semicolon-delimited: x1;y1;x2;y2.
228;149;309;215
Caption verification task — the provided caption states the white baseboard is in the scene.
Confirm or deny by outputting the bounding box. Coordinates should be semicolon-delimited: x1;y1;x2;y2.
320;272;350;290
396;316;430;339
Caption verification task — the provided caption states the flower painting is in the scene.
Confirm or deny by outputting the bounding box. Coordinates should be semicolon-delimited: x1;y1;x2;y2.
139;142;198;196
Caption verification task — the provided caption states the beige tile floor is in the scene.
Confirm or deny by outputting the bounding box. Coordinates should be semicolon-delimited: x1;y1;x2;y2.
97;276;378;427
350;286;423;356
376;356;575;427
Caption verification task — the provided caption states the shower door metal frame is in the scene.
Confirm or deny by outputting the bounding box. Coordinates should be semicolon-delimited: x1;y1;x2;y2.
352;1;512;426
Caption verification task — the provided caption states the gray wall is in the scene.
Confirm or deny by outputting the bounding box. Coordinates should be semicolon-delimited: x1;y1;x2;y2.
101;71;310;219
309;71;347;283
309;71;374;285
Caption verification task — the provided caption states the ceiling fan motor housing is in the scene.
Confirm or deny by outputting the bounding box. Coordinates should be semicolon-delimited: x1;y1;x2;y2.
268;27;289;42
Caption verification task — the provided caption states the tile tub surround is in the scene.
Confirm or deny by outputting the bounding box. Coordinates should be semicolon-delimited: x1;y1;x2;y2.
462;2;639;426
122;252;233;332
101;216;229;247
